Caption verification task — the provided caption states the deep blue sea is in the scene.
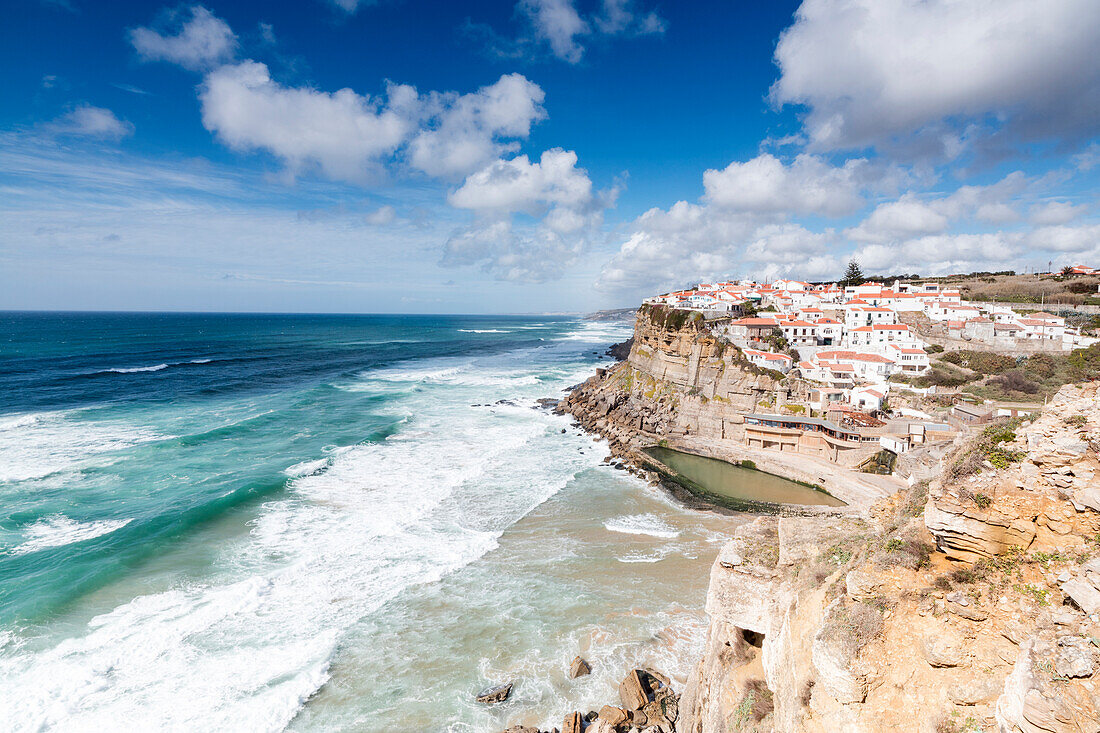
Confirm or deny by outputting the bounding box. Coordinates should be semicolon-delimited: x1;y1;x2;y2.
0;312;730;731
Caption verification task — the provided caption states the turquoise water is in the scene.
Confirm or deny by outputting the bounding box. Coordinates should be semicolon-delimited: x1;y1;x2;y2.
0;313;738;731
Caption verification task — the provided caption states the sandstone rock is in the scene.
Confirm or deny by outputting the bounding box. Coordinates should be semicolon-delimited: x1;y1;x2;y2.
812;627;866;703
948;672;1002;705
946;597;989;621
921;630;967;667
476;682;513;704
619;669;649;710
1062;578;1100;615
569;656;591;679
585;720;616;733
1055;636;1095;678
597;704;629;728
561;712;582;733
641;687;678;730
1076;488;1100;512
845;569;882;600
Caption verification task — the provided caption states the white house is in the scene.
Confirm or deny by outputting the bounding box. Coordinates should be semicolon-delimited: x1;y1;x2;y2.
886;344;931;374
743;349;793;373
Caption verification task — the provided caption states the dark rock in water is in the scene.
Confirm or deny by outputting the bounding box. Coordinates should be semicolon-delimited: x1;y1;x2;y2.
499;727;540;733
562;711;583;733
561;428;567;433
535;398;560;410
495;399;518;407
569;655;591;678
605;337;634;361
476;682;513;704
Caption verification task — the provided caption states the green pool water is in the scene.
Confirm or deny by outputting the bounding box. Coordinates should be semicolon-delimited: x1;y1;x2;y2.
644;446;847;509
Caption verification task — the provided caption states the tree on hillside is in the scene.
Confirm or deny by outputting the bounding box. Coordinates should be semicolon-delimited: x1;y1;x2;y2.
843;260;865;287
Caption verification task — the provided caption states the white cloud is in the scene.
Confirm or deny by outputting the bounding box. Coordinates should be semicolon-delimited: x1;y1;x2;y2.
1030;200;1088;226
481;0;665;63
199;64;547;184
130;6;237;71
449;149;593;216
199;61;415;182
703;153;866;216
365;205;397;225
520;0;589;63
854;233;1023;275
328;0;375;12
441;220;585;282
1026;224;1100;255
408;73;546;179
847;172;1028;243
847;194;948;243
442;149;605;280
50;106;134;140
771;0;1100;154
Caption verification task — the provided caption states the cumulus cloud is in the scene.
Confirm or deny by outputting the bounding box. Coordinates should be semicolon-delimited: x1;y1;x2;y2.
1026;224;1100;255
130;6;237;71
1030;201;1088;226
846;172;1028;243
703;153;866;216
853;233;1024;275
200;61;416;182
449;149;593;217
199;63;546;183
408;74;546;180
443;149;606;280
771;0;1100;155
50;105;135;140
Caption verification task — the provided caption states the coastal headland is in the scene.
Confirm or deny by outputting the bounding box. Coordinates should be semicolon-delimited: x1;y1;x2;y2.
502;304;1100;733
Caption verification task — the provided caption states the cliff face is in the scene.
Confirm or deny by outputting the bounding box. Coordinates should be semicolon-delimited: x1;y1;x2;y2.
560;309;897;508
679;382;1100;733
561;309;795;453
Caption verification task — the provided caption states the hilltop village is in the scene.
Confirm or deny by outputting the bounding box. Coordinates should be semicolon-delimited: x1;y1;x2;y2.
627;274;1100;470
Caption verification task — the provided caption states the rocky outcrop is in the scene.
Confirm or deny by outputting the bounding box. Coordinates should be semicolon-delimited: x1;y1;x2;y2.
678;382;1100;733
560;309;797;455
925;382;1100;562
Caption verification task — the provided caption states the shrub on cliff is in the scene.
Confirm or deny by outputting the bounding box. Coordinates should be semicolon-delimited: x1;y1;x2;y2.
940;350;1016;374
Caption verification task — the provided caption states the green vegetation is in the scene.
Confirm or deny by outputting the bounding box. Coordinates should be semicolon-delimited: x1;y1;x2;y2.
860;450;897;475
926;343;1100;400
639;303;704;331
939;350;1016;374
945;419;1025;481
733;678;773;729
842;259;865;287
1065;414;1088;427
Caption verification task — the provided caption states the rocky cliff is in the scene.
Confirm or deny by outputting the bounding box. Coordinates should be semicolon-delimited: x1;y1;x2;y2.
560;307;896;509
561;307;796;454
679;382;1100;733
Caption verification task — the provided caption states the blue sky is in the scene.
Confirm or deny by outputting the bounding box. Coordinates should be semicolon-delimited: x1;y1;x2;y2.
3;0;1100;313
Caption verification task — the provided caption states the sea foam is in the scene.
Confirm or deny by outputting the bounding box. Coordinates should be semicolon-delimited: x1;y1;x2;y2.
604;513;681;539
